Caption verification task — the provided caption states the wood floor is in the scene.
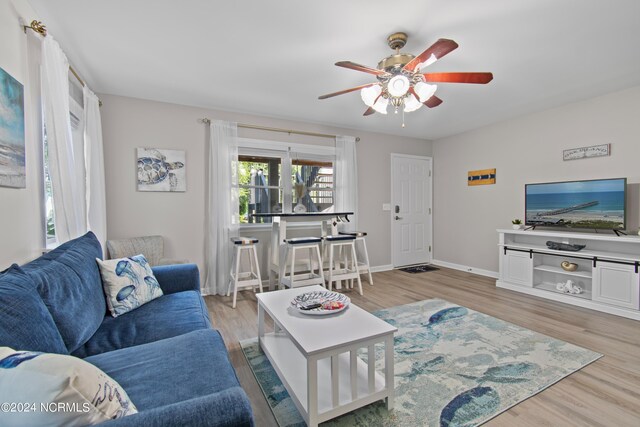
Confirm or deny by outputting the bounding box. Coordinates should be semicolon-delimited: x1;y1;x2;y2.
204;267;640;427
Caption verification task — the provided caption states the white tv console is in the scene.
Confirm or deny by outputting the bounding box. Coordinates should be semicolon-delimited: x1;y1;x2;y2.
497;229;640;320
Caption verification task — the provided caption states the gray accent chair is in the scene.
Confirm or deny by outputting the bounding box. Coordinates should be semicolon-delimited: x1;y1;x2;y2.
106;235;187;266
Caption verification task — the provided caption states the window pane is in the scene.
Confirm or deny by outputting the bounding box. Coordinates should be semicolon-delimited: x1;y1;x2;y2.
238;155;282;223
43;128;55;240
292;159;334;212
238;155;281;186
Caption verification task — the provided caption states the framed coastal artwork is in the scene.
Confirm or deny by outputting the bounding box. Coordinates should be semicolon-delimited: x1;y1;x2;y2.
468;168;496;186
563;144;610;161
0;66;26;188
136;148;186;192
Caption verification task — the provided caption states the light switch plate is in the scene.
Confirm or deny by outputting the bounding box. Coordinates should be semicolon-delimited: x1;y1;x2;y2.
382;203;391;211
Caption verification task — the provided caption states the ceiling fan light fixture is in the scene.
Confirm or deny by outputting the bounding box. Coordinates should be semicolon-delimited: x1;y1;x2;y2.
372;96;389;114
415;82;438;102
360;85;381;107
387;75;410;97
403;94;422;112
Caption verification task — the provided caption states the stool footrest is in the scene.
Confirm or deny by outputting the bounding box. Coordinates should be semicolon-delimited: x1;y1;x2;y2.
281;273;325;288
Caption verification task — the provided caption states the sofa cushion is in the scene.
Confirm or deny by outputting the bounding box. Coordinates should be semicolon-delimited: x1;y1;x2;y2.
73;290;211;358
97;255;164;317
0;346;137;426
21;232;106;354
85;329;241;411
0;265;68;354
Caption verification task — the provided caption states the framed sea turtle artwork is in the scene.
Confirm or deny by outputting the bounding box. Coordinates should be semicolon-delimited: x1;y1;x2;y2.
137;148;186;192
0;66;26;188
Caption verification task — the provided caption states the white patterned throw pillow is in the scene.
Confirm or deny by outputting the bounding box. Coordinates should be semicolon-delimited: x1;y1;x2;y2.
0;347;137;426
96;254;163;317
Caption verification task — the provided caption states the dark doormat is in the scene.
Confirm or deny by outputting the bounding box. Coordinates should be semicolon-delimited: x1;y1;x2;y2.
399;264;440;274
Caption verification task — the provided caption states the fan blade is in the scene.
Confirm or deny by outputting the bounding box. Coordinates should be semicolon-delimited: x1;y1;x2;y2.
423;72;493;84
318;83;375;100
423;95;443;108
363;107;375;116
335;61;387;76
403;39;459;72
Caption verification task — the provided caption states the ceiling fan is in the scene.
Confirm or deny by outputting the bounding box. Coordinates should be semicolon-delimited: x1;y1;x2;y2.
318;32;493;125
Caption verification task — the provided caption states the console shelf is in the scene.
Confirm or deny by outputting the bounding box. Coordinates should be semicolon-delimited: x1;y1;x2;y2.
533;264;592;279
497;229;640;320
533;282;592;300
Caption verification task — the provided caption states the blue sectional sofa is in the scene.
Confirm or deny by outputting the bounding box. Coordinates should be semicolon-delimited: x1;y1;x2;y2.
0;232;253;426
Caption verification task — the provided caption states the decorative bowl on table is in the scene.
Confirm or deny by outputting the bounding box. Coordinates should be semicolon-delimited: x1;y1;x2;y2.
291;290;350;316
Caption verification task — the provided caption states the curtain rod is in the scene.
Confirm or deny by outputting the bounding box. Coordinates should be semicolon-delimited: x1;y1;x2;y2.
199;118;360;142
23;20;102;107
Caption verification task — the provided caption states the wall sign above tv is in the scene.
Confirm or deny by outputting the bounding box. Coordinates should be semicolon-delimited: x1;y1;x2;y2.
563;144;610;161
525;178;626;231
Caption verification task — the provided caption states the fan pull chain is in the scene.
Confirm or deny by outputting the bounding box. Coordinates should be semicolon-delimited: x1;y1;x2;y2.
402;108;406;128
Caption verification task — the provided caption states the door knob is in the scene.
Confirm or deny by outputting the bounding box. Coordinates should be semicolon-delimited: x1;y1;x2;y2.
395;216;403;220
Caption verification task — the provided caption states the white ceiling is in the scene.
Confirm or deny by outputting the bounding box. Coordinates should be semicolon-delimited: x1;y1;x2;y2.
28;0;640;140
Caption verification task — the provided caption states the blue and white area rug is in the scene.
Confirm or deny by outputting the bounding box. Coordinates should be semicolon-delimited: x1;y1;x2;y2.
241;299;602;426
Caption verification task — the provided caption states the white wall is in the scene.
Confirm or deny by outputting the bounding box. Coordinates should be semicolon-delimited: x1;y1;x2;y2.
432;86;640;274
0;0;45;270
99;94;432;278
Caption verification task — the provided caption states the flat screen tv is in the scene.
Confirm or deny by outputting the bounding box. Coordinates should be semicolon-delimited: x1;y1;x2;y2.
525;178;626;230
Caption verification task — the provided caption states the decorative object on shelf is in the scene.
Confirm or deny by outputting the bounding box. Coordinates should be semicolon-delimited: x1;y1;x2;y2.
512;219;523;230
293;182;307;213
0;66;26;189
563;144;610;161
318;32;493;128
290;290;350;316
468;168;496;186
546;241;586;252
560;261;578;272
555;279;583;294
137;148;186;192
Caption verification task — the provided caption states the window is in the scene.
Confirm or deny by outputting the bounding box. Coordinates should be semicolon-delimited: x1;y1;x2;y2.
292;158;334;212
43;129;55;241
237;141;335;226
238;154;282;223
43;77;84;243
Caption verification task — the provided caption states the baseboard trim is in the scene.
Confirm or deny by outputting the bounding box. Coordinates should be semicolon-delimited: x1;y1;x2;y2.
370;264;393;273
431;259;499;279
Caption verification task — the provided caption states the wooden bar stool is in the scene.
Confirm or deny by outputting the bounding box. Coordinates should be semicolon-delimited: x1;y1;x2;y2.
339;231;373;285
279;237;325;289
227;237;263;308
323;235;362;295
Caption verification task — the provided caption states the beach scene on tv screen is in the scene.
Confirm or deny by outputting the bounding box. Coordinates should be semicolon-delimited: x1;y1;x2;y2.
526;179;625;229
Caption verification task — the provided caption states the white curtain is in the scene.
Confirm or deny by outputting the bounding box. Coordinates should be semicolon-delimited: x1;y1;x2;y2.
83;86;107;252
41;36;86;243
204;120;239;295
335;135;358;232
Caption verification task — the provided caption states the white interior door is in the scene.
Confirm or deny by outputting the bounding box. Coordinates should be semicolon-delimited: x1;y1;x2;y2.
391;154;432;267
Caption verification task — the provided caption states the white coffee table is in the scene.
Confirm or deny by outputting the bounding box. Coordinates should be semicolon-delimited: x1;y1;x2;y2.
256;286;397;426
